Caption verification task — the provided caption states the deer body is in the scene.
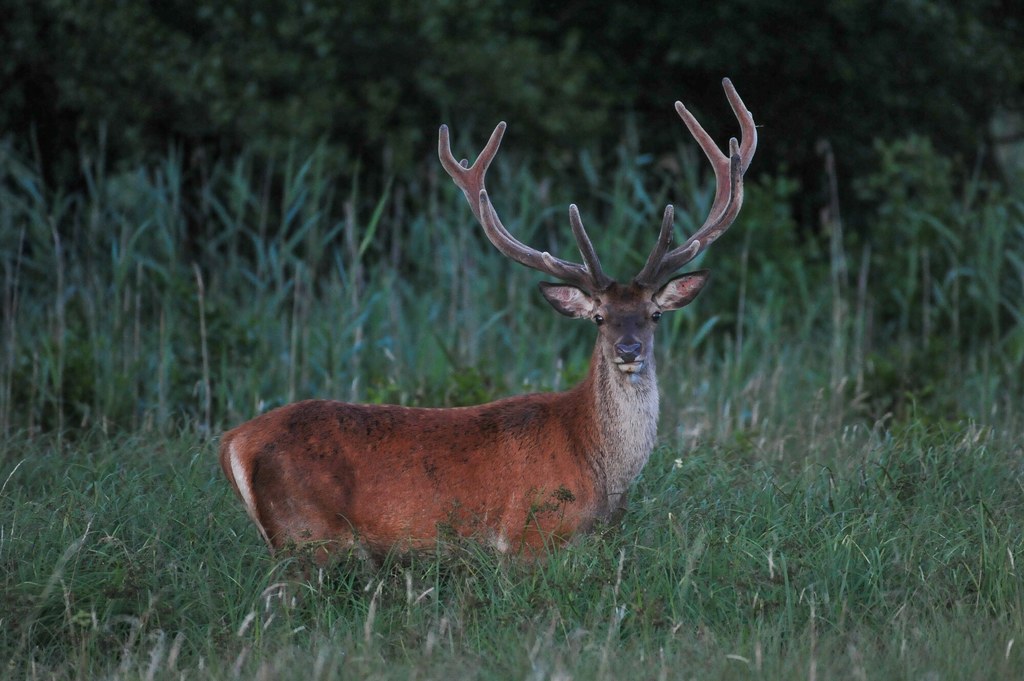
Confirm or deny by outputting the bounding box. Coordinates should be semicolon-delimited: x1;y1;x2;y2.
220;336;658;558
220;80;756;561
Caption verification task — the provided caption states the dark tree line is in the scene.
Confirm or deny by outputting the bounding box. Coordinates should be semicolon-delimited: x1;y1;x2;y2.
2;0;1021;225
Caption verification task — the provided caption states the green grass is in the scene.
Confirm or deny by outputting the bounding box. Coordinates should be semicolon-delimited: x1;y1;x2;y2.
2;419;1021;678
1;135;1023;678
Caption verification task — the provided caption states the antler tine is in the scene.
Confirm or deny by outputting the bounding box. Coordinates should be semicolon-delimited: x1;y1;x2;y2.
569;205;612;290
634;78;757;288
440;122;607;293
438;121;506;225
724;77;757;174
635;204;678;286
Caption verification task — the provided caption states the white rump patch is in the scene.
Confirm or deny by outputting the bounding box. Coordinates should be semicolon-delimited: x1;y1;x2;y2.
229;441;272;548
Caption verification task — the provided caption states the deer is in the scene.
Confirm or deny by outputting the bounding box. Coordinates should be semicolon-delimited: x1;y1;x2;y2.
219;78;756;564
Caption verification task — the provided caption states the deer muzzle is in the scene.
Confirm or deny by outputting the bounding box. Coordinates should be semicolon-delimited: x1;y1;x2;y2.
614;340;645;373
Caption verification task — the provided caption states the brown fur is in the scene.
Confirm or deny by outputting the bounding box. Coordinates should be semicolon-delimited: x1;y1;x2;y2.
220;369;610;561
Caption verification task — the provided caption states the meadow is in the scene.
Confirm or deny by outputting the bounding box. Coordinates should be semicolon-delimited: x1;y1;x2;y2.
1;132;1022;679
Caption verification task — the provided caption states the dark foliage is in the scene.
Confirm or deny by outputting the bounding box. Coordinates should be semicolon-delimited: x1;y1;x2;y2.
2;1;1020;222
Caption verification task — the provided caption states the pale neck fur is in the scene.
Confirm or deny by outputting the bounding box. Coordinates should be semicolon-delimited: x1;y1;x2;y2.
584;343;660;513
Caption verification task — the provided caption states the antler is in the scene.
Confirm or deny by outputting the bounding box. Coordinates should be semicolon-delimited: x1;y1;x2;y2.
634;78;757;288
439;123;612;293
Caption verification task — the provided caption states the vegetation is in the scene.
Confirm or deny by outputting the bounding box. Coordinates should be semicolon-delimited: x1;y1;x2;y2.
3;1;1021;220
2;419;1021;679
1;119;1022;676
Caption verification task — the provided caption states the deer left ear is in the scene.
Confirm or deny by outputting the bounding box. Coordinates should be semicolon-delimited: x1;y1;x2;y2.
539;282;596;318
653;270;710;310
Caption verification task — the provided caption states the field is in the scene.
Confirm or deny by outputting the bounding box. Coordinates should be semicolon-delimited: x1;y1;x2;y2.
1;135;1023;679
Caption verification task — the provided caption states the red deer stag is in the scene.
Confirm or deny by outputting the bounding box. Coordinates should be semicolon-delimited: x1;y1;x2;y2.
220;79;756;562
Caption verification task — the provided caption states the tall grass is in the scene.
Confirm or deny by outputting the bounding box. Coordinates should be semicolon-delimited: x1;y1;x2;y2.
0;132;1022;678
1;135;1021;435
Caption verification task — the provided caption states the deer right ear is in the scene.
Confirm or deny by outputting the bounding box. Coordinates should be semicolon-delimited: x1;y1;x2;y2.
538;282;596;318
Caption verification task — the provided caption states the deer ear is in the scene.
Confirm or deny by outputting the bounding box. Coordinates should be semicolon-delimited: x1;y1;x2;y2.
538;282;596;318
653;270;710;310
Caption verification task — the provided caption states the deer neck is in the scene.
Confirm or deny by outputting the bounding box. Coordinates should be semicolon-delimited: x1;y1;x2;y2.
580;341;660;514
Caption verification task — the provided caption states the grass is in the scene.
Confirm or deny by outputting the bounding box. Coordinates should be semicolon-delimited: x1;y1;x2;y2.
1;133;1023;678
2;419;1021;678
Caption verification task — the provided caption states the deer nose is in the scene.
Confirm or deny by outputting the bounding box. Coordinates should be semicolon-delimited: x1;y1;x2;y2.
615;341;643;362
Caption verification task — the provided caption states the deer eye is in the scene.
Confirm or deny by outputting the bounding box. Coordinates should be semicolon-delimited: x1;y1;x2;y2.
593;314;605;326
652;311;662;323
